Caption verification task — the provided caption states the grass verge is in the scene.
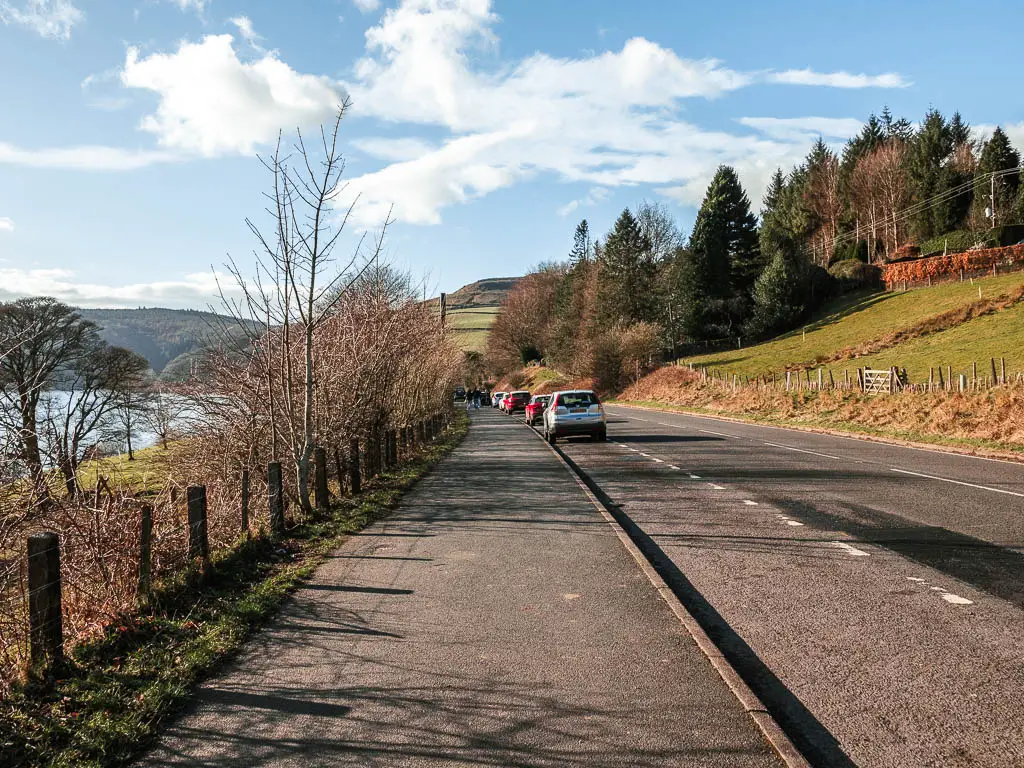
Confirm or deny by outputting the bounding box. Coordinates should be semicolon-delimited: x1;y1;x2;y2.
0;414;468;768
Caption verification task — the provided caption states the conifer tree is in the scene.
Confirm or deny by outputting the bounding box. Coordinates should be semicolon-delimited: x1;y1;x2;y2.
596;208;656;327
973;127;1021;228
907;108;956;240
744;248;805;339
569;219;592;266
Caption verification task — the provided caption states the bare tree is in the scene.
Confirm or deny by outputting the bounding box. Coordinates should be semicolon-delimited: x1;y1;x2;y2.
216;102;391;514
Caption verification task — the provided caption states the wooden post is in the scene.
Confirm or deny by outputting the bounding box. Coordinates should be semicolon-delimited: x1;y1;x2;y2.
348;440;361;495
991;358;998;385
929;368;934;391
947;365;952;391
1001;357;1006;385
828;369;835;389
186;486;209;562
314;446;329;513
817;368;823;390
267;463;285;539
972;361;977;383
240;469;250;537
857;368;865;391
937;365;945;389
138;503;153;600
27;532;63;670
334;448;347;494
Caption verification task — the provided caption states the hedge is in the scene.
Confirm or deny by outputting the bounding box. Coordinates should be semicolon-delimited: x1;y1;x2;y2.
883;243;1024;285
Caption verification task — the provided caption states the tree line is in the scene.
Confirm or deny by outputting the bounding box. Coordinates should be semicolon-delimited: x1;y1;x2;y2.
488;106;1024;388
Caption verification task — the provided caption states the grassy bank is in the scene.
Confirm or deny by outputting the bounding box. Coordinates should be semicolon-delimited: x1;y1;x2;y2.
616;367;1024;459
447;306;500;352
0;415;467;768
683;271;1024;378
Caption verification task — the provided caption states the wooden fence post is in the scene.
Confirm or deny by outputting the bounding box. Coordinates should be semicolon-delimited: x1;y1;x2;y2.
27;532;63;670
348;440;361;495
947;365;952;391
186;486;209;563
267;462;285;539
314;446;329;513
240;469;250;538
857;368;865;391
991;358;998;386
138;503;153;600
1001;357;1006;385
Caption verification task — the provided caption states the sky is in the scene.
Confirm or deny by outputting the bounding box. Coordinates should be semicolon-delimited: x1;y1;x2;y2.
1;0;1023;309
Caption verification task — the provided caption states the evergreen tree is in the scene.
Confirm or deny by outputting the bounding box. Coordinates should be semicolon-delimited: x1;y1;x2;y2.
841;114;885;182
907;108;954;240
596;209;656;327
973;127;1021;228
676;166;759;339
880;106;914;142
743;248;805;340
569;219;592;266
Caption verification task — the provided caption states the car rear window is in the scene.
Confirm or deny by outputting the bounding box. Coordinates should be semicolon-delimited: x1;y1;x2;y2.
557;392;598;408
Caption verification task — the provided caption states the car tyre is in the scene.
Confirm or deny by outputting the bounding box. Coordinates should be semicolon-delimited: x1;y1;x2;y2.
546;428;556;445
596;427;607;441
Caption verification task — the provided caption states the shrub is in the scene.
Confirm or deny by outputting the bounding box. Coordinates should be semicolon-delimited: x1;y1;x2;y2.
830;239;868;265
919;229;992;256
828;259;883;291
589;329;623;393
883;243;1024;285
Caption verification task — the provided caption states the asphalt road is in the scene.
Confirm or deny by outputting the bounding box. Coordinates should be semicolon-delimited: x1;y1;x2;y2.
136;407;780;768
551;404;1024;768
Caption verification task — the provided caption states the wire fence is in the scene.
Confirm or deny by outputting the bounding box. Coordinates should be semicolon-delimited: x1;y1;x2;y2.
0;412;452;694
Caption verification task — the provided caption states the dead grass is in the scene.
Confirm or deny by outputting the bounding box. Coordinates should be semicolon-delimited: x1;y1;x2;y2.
619;366;1024;456
495;365;592;395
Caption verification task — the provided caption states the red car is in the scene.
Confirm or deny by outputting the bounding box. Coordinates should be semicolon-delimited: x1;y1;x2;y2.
525;394;551;426
503;390;531;413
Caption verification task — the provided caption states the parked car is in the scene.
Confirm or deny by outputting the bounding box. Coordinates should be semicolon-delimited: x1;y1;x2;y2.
542;390;606;443
491;392;506;409
505;390;531;414
479;391;492;406
454;386;466;402
525;394;550;426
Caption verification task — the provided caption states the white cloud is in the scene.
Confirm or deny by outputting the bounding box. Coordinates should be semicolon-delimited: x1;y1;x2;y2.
0;141;176;170
229;15;261;48
557;186;611;217
737;116;864;143
0;267;232;308
0;0;82;40
121;34;346;156
0;217;13;232
352;0;380;12
166;0;207;14
340;0;907;226
767;68;910;89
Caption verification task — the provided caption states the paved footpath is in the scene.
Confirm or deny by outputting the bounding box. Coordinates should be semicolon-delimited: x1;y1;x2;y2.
138;407;780;767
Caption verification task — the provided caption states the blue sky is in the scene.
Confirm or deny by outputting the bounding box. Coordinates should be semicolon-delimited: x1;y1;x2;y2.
1;0;1022;308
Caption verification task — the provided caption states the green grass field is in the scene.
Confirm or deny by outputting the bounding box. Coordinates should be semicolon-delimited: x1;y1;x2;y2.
447;305;500;352
683;271;1024;380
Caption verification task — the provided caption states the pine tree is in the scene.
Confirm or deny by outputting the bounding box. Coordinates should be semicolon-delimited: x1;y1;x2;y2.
596;209;656;327
880;106;913;142
743;248;805;340
973;127;1021;228
907;108;954;240
676;166;759;339
569;219;592;266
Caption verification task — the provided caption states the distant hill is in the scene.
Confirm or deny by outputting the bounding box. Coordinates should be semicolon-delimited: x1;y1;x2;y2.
78;307;238;376
445;277;521;308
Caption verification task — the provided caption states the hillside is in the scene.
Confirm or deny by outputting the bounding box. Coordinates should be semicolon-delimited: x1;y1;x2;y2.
683;271;1024;382
79;307;238;375
440;276;520;353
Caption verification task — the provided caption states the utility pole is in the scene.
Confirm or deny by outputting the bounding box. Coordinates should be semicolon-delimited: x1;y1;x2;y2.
990;173;997;228
439;292;447;328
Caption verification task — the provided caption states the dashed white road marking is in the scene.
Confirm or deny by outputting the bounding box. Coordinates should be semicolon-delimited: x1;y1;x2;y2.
668;465;681;470
941;593;974;605
652;458;665;463
743;500;758;506
833;542;870;557
890;468;1024;498
763;442;842;460
699;428;740;438
906;577;927;582
689;474;701;479
639;452;650;457
709;483;726;490
785;520;804;526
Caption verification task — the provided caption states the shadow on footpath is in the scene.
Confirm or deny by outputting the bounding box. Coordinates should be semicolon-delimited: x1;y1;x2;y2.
554;449;856;768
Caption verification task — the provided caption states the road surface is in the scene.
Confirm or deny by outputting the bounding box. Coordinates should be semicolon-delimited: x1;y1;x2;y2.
136;407;781;768
551;404;1024;767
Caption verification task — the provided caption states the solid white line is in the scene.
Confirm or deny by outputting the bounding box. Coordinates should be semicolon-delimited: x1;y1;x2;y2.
833;542;870;557
743;500;758;506
890;468;1024;498
763;442;842;460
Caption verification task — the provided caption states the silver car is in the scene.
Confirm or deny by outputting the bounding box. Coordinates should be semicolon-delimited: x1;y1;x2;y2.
542;389;606;444
491;392;506;409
